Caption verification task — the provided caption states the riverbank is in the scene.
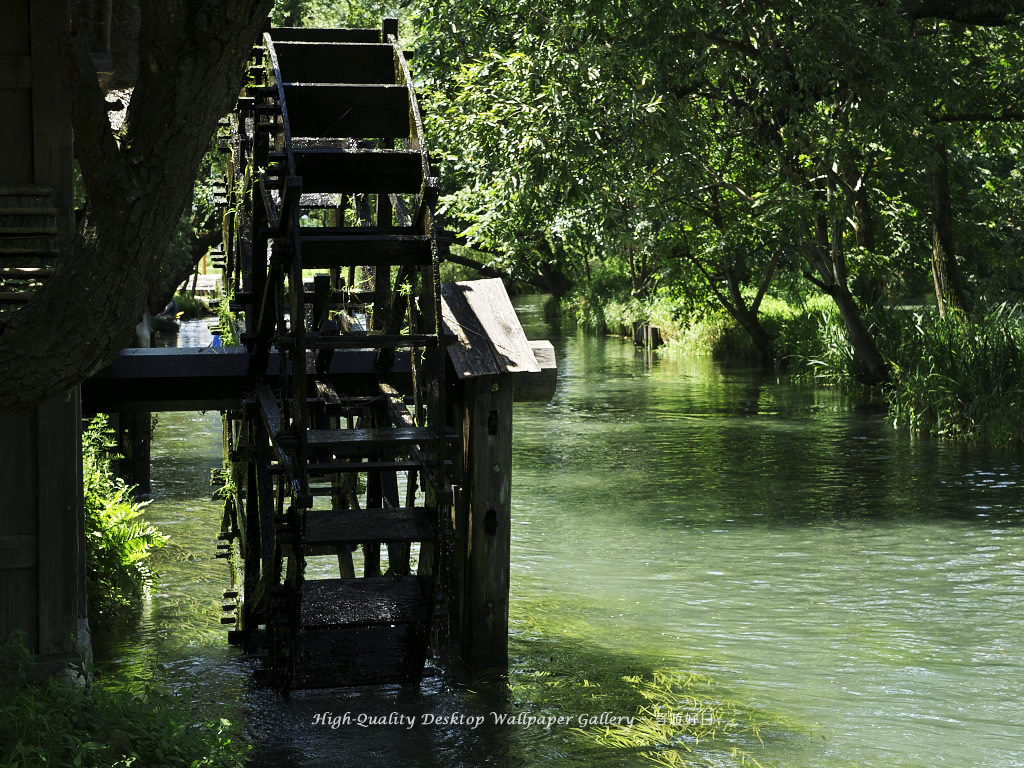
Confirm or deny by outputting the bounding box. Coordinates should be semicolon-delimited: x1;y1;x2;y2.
559;291;1024;447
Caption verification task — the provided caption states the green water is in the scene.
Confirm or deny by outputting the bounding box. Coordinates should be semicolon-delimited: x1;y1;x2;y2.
98;309;1024;767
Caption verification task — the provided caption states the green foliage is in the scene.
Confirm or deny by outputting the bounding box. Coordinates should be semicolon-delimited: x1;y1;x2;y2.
884;305;1024;443
0;637;248;768
217;292;241;347
415;0;1024;379
83;417;167;619
173;291;211;320
271;0;406;32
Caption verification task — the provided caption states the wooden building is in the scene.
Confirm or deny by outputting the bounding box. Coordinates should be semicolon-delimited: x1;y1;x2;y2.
0;0;89;672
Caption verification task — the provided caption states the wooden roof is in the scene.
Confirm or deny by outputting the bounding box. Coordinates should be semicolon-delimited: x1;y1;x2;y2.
441;278;540;379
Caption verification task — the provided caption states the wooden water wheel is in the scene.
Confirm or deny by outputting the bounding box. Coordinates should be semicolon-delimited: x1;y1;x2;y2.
216;19;452;689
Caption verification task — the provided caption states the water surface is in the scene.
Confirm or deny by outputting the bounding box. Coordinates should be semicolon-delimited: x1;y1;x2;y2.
99;310;1024;767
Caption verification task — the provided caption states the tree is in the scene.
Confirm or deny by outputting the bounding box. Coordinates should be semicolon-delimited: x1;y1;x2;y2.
0;0;275;411
417;0;1024;379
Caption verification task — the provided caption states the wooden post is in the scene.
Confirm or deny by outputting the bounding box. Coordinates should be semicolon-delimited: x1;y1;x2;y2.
440;279;555;671
0;390;87;669
456;374;513;667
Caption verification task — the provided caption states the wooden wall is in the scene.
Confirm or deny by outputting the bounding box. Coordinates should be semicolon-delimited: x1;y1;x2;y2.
0;392;85;658
0;0;85;663
0;0;74;238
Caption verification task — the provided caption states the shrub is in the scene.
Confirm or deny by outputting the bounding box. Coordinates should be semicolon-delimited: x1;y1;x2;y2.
82;417;167;619
0;636;248;768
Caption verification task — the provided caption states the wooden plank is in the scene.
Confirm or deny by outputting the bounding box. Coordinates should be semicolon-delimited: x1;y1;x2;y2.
0;570;38;650
274;41;397;85
0;407;37;650
304;332;438;349
0;186;54;199
305;426;442;448
284;84;409;138
0;55;31;88
305;507;432;547
301;575;428;628
35;389;82;656
30;0;74;245
0;1;30;56
283;459;427;476
300;233;431;268
0;535;36;569
441;279;541;379
271;28;382;44
291;149;422;194
81;347;416;412
0;89;34;185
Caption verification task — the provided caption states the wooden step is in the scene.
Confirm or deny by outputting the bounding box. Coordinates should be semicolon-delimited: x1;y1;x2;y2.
0;256;58;270
305;507;433;546
274;40;395;85
0;235;58;254
300;225;417;236
284;84;410;139
272;28;383;44
301;575;429;628
291;149;422;194
0;267;52;278
304;426;444;449
292;624;422;687
231;289;375;309
302;332;438;349
300;233;431;268
0;187;55;209
271;459;431;476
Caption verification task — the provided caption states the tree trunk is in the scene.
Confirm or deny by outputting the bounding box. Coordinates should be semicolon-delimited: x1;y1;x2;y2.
724;263;774;364
0;0;275;412
930;140;968;317
848;171;884;306
831;284;889;384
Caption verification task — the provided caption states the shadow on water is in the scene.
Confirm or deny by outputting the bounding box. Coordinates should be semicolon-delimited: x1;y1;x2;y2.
244;630;802;768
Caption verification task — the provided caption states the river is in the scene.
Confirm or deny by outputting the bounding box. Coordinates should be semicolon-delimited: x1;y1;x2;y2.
95;303;1024;767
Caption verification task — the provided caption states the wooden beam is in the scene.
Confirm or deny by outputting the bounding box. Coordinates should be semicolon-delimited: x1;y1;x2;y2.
512;340;557;402
35;389;82;656
441;279;540;380
82;347;416;412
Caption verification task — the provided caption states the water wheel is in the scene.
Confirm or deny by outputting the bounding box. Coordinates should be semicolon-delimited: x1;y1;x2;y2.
216;19;451;689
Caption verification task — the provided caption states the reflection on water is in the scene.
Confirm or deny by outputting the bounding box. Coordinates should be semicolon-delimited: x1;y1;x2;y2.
101;311;1024;767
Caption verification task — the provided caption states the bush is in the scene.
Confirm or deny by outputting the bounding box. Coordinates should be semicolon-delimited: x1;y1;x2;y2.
83;417;167;619
172;291;211;320
0;636;248;768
